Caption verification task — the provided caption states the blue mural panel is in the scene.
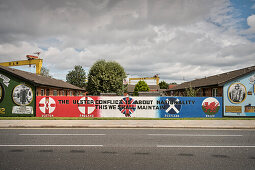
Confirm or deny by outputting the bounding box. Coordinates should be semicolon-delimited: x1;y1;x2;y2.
157;97;222;118
224;71;255;116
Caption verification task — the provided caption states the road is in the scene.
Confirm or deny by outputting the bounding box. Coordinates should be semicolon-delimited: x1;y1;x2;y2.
0;128;254;170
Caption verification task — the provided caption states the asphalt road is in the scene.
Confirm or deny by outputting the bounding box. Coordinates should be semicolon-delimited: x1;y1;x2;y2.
0;128;255;170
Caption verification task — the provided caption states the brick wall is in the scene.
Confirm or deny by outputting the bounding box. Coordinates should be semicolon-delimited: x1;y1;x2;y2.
36;87;85;96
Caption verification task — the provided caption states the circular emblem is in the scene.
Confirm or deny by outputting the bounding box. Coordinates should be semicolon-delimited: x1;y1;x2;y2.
227;83;247;104
78;97;95;114
118;97;136;117
39;97;56;114
202;97;220;115
12;84;33;105
164;97;182;114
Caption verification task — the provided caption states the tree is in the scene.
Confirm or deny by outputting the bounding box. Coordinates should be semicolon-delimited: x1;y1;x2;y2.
66;65;86;88
87;60;126;95
159;81;169;89
40;66;51;78
185;85;200;97
133;80;150;96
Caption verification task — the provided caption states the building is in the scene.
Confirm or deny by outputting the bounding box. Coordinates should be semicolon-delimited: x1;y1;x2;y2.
0;66;85;116
165;65;255;117
168;84;178;96
126;84;164;96
167;65;255;97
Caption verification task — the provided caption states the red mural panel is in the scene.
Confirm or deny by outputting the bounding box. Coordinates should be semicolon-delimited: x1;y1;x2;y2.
36;96;100;117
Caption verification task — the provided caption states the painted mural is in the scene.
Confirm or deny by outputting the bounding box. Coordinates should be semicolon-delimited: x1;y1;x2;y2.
0;73;35;116
36;96;222;118
224;71;255;116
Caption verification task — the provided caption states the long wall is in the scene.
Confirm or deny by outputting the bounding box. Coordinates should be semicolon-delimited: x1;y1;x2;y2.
36;96;222;118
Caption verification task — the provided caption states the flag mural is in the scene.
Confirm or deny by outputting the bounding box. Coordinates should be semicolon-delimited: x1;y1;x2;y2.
36;96;100;117
157;97;222;118
36;96;222;118
118;97;136;117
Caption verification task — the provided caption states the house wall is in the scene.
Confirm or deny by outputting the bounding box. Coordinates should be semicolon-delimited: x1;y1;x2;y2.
223;71;255;117
0;71;35;116
198;87;223;97
36;87;85;97
170;86;223;97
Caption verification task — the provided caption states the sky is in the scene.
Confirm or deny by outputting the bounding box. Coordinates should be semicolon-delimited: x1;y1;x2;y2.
0;0;255;84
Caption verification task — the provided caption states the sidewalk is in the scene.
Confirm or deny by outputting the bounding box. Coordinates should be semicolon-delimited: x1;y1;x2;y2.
0;120;255;129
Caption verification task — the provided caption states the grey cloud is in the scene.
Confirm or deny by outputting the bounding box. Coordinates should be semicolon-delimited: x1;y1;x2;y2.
0;0;254;83
0;0;221;43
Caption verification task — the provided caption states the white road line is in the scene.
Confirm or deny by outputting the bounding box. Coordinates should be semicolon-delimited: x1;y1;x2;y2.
0;145;103;147
157;145;255;148
1;128;253;131
148;134;242;137
19;134;105;136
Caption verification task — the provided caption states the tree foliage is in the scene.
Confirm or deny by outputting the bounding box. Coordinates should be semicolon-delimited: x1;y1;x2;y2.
134;80;150;96
66;65;86;88
40;66;51;78
87;60;126;95
159;81;169;89
185;85;200;97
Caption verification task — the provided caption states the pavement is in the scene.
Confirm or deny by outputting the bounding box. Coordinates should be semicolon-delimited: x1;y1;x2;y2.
0;120;255;128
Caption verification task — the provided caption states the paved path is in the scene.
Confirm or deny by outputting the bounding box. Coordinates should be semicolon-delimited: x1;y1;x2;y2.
0;120;255;128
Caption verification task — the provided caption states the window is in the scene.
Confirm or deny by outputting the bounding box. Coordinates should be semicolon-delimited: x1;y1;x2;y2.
202;88;206;96
46;89;50;96
170;91;174;96
197;88;202;97
41;89;44;96
212;88;217;97
62;91;65;96
70;91;73;96
65;91;68;96
53;90;58;96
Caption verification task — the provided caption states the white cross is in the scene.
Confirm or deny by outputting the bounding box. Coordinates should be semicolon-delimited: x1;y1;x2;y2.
165;99;180;113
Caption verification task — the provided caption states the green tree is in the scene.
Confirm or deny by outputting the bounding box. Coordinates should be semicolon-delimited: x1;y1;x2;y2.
87;60;126;95
185;85;200;97
134;80;150;96
159;81;169;89
40;66;51;78
66;65;86;88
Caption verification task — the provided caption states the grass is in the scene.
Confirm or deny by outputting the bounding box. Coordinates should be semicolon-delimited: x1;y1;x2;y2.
0;117;255;120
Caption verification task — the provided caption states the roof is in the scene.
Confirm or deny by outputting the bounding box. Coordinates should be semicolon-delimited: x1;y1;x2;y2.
0;65;84;91
138;91;161;96
127;84;160;93
168;84;178;89
171;65;255;90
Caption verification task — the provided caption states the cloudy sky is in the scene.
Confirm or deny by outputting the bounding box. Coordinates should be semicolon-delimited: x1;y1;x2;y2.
0;0;255;84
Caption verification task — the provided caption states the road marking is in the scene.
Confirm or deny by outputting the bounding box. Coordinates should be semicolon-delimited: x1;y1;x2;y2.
148;134;242;137
0;128;253;131
19;134;105;136
157;145;255;148
0;145;103;147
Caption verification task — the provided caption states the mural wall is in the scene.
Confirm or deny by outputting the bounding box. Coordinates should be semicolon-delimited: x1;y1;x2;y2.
224;71;255;116
0;72;35;116
36;96;222;118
